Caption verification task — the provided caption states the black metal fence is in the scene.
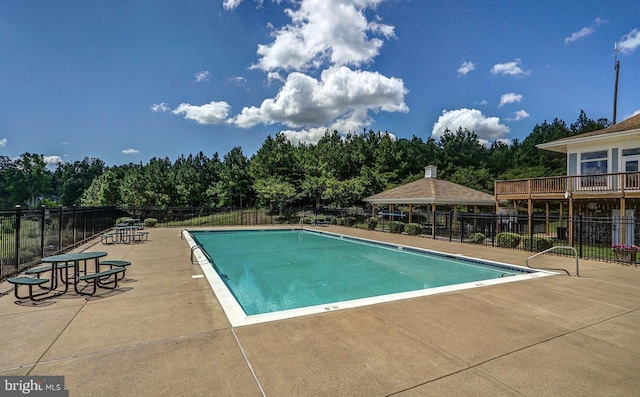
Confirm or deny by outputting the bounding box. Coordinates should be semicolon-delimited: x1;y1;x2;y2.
4;205;635;281
359;209;638;264
0;206;125;280
122;206;639;265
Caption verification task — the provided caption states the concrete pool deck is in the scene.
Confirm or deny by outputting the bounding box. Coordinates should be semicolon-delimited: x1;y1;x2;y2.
1;226;639;396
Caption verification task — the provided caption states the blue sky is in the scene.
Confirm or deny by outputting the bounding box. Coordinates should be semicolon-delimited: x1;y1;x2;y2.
1;0;639;166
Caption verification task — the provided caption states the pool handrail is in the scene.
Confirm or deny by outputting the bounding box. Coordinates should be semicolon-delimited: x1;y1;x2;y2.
525;246;579;277
190;244;214;265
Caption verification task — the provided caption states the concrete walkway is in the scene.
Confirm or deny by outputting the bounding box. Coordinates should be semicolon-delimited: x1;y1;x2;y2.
1;226;639;396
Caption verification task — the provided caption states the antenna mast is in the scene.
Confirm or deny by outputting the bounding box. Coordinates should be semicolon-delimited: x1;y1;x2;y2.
613;43;620;124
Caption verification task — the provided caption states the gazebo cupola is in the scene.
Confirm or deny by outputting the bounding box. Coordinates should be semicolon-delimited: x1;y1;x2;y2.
424;165;437;179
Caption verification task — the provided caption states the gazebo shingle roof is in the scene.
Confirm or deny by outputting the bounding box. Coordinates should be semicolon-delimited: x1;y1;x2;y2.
363;176;495;206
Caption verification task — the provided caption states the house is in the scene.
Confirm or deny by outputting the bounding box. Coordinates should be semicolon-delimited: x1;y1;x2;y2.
495;112;640;245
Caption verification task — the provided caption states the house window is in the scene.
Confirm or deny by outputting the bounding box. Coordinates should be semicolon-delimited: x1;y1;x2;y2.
580;150;608;189
623;148;640;190
580;150;608;175
622;148;640;156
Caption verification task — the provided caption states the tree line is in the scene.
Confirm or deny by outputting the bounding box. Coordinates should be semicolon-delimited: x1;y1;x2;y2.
0;111;609;211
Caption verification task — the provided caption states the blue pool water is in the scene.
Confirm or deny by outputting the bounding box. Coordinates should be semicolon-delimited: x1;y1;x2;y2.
189;229;534;316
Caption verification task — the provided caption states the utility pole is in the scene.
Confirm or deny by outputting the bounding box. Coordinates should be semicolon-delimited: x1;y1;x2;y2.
613;42;620;124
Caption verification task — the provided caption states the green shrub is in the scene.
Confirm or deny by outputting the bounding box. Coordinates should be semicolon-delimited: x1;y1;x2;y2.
404;223;423;236
116;217;132;225
496;232;521;248
522;236;554;252
345;216;356;227
367;217;378;230
144;218;158;227
336;217;345;226
469;232;486;244
388;221;404;234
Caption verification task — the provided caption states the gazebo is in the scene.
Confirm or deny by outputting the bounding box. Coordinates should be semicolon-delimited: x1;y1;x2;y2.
363;165;496;236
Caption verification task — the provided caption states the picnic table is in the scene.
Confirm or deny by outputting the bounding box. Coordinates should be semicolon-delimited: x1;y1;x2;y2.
41;251;109;294
114;225;139;243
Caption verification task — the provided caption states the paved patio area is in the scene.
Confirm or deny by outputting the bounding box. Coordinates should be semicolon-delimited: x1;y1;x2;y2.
1;226;639;396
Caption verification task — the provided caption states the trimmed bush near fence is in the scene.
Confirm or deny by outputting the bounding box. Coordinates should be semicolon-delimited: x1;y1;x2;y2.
116;217;132;224
388;221;404;234
522;235;554;252
496;232;521;248
367;217;378;230
404;223;423;236
144;218;158;227
469;232;486;244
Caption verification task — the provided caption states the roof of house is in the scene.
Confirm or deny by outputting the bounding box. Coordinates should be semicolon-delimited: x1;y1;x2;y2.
362;177;496;206
537;112;640;153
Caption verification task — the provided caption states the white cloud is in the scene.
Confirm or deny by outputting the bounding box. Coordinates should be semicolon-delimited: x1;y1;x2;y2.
232;106;265;129
194;71;210;82
280;124;396;146
457;61;475;76
512;110;530;121
0;138;6;147
498;92;522;107
565;18;607;44
491;59;530;77
230;66;407;129
229;76;247;84
122;148;139;155
43;155;63;166
223;0;244;10
267;71;286;83
253;0;394;71
173;101;232;125
431;108;510;143
280;127;330;145
619;29;640;54
201;1;406;136
150;103;170;113
565;27;594;44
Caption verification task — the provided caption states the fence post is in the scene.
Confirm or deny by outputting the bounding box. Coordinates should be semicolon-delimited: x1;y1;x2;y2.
491;214;495;247
528;214;533;251
72;205;77;246
578;214;583;258
82;209;87;241
58;206;63;251
14;205;21;272
449;211;453;242
40;205;46;259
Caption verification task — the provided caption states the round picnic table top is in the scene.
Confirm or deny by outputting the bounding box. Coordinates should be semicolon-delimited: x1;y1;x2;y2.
42;251;108;263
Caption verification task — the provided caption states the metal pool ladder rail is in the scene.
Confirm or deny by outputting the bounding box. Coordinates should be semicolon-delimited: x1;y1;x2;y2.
526;246;579;276
190;245;214;265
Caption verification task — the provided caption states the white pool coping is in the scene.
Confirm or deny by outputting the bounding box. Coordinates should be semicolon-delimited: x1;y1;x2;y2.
183;229;554;327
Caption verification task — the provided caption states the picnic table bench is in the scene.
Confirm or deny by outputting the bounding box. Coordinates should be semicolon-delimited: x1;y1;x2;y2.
7;276;51;301
77;267;126;295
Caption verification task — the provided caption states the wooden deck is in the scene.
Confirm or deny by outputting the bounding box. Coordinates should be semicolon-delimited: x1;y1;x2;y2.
495;172;640;201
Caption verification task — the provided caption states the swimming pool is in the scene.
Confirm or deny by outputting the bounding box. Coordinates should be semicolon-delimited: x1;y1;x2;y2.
185;228;551;326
